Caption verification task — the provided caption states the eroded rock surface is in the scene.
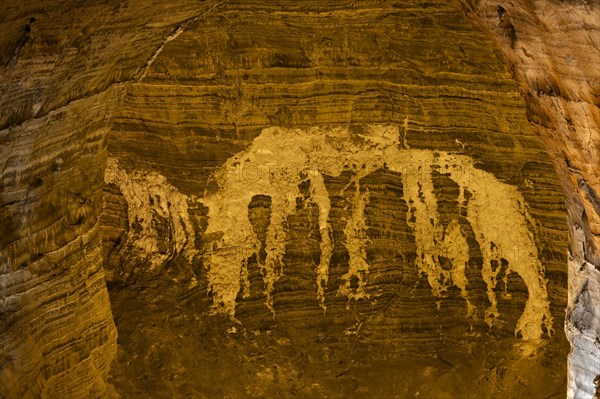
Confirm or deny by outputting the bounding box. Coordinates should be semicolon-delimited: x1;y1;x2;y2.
0;89;119;398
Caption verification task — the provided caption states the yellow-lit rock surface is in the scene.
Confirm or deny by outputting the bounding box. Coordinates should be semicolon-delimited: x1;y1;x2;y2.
0;0;596;398
0;88;120;398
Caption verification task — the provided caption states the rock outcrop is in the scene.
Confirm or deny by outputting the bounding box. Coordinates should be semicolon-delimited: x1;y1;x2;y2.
0;89;119;399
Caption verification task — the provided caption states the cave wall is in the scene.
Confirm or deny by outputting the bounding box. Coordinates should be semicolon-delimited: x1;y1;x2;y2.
0;89;119;398
0;0;597;398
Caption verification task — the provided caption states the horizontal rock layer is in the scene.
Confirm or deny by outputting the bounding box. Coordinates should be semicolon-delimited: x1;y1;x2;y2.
3;0;595;397
0;0;219;130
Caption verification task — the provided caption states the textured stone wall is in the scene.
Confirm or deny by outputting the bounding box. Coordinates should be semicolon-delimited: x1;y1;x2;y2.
0;85;122;398
0;0;596;397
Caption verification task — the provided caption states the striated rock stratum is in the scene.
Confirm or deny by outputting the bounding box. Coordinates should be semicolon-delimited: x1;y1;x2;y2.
1;0;597;398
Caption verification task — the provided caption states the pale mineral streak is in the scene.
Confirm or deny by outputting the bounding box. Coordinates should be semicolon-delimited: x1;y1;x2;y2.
201;124;552;340
308;170;333;311
338;182;371;303
104;157;197;270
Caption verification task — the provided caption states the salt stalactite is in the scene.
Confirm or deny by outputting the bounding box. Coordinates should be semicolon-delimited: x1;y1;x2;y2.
201;176;262;317
439;151;553;339
442;219;475;317
394;152;474;317
338;181;371;304
401;150;475;316
262;192;295;313
307;170;333;311
400;153;453;298
200;130;312;317
200;124;552;339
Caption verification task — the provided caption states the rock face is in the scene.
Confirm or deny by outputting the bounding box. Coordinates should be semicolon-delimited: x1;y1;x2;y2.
0;0;596;398
0;89;119;399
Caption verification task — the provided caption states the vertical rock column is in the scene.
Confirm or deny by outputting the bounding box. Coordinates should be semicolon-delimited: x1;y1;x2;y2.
0;89;121;398
0;1;223;396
